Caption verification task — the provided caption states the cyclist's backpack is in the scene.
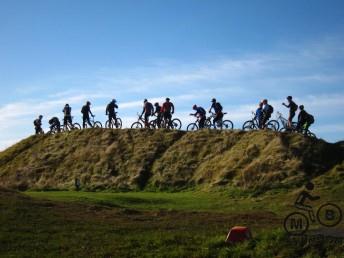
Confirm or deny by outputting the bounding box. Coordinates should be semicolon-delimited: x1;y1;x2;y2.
290;102;298;112
198;107;206;116
147;102;154;115
81;105;87;114
215;102;223;112
33;119;39;126
308;114;314;124
267;104;274;114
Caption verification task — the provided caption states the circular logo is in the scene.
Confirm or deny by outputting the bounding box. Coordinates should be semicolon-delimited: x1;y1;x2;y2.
317;203;342;227
284;212;309;236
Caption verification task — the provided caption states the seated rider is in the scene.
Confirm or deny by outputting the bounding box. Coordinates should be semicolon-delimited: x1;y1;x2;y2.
255;102;264;129
191;105;206;128
49;117;61;133
294;182;320;222
33;115;43;135
154;102;162;128
106;99;119;128
261;99;274;128
297;105;314;134
81;101;94;128
162;98;175;128
141;99;154;128
209;98;223;127
62;104;72;128
282;96;298;128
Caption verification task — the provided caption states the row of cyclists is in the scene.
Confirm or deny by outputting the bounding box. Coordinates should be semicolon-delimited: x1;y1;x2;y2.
33;96;314;135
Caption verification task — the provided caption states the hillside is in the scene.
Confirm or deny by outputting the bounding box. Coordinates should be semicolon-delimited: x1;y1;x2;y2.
0;129;343;192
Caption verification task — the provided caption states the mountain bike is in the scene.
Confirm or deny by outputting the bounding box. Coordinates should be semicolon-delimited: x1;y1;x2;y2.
83;115;102;128
131;113;149;129
242;112;277;131
206;112;234;130
105;112;122;129
276;112;297;132
161;114;182;130
61;117;81;132
284;202;342;236
48;124;61;134
149;114;163;129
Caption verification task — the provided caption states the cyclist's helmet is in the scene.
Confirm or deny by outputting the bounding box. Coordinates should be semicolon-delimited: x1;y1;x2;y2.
299;105;304;110
192;104;197;110
39;115;43;119
86;101;91;105
144;99;147;103
166;97;170;101
262;99;268;104
211;98;216;103
287;96;292;100
154;102;159;106
65;103;69;106
112;99;117;103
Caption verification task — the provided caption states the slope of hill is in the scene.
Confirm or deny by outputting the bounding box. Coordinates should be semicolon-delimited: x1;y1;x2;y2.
0;129;343;191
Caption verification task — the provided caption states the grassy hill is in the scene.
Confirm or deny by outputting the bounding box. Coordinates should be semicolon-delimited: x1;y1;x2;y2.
0;129;343;192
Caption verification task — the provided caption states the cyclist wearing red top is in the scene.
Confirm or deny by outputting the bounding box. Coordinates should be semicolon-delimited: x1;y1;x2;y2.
161;97;175;128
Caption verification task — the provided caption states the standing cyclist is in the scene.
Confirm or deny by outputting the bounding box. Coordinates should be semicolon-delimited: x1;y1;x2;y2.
162;97;175;128
141;99;154;128
33;115;44;135
282;96;298;128
81;101;94;128
62;104;72;129
209;98;223;127
261;99;274;128
154;102;163;128
106;99;119;128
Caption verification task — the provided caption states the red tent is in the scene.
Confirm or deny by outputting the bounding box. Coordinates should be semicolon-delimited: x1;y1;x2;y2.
226;226;252;243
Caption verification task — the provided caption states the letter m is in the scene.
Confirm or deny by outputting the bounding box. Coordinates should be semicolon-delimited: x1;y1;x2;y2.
290;218;303;230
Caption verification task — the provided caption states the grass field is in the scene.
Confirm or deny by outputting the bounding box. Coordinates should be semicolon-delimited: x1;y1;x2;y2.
1;188;344;257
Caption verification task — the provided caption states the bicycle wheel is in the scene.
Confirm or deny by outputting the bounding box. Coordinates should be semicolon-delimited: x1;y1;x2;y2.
269;120;280;131
316;203;342;227
266;121;277;131
131;122;143;129
116;118;122;129
149;120;157;129
171;118;182;130
222;120;234;130
105;120;111;128
73;123;81;130
60;125;66;132
94;121;102;128
187;123;198;131
242;120;255;131
204;119;213;129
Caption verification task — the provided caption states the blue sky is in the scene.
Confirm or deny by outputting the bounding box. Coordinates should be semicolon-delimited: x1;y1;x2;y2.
0;0;344;149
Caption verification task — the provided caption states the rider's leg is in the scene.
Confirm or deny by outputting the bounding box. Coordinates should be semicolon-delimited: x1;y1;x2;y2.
288;111;295;128
82;116;87;128
157;114;162;128
144;114;150;128
199;116;205;128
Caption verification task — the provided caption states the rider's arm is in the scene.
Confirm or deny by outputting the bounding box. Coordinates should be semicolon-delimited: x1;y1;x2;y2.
309;195;320;201
141;105;145;116
209;104;213;113
115;104;118;109
171;103;175;114
89;109;94;117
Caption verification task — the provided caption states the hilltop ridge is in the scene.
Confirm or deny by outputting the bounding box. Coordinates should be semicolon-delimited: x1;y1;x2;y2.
0;129;343;192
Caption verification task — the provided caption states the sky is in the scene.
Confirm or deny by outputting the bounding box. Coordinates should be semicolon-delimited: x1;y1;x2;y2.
0;0;344;150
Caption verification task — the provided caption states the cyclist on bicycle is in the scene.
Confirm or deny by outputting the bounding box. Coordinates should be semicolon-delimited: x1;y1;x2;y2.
106;99;119;128
49;117;61;133
282;96;298;128
297;105;314;134
255;102;264;129
62;104;72;128
209;98;223;127
162;97;175;128
262;99;274;128
154;102;162;128
33;115;43;135
141;99;154;128
294;182;320;222
81;101;94;128
191;105;206;128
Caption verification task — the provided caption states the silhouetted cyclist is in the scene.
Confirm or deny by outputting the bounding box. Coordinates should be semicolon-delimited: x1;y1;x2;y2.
209;98;223;126
191;105;206;128
49;117;61;133
154;102;162;128
106;99;119;128
33;115;43;134
297;105;314;134
294;182;320;222
282;96;298;128
62;104;72;128
262;99;274;128
162;98;175;128
255;102;264;129
141;99;154;128
81;101;94;128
